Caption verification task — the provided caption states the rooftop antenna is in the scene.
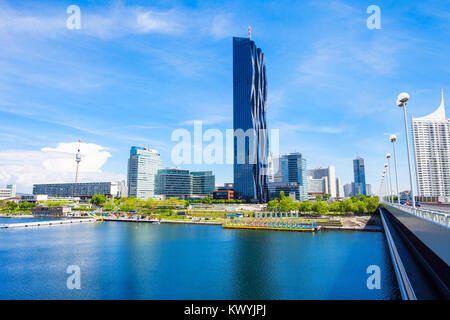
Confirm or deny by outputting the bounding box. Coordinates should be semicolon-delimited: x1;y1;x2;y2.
75;139;81;183
248;25;251;40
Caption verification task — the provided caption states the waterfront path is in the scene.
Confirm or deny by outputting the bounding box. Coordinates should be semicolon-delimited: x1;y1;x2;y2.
0;218;97;229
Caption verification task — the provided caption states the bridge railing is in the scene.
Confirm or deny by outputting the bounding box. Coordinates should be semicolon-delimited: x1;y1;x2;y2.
382;201;450;229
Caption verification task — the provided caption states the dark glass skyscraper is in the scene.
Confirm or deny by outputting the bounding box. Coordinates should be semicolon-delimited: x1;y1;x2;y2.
353;156;367;195
233;37;268;203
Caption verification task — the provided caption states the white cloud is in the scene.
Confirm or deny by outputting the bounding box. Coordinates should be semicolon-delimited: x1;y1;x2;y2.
0;142;124;193
0;3;234;40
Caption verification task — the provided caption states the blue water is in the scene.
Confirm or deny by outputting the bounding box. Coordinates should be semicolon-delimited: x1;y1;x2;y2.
0;217;60;224
0;221;400;299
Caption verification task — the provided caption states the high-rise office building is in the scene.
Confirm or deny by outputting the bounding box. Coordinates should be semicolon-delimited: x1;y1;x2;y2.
127;146;162;199
233;36;268;203
307;166;339;197
366;184;372;196
155;168;193;199
280;153;308;201
191;171;215;197
343;183;352;197
412;90;450;201
352;157;366;195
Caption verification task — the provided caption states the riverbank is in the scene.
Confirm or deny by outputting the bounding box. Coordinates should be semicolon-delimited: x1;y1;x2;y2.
101;214;382;231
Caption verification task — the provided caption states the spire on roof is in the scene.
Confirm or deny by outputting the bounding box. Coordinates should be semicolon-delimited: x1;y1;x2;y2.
414;89;446;120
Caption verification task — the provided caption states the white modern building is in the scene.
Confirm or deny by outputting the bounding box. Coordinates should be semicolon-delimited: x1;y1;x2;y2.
0;184;16;200
267;152;282;182
127;146;162;199
33;181;125;199
307;177;326;200
307;166;340;197
412;90;450;202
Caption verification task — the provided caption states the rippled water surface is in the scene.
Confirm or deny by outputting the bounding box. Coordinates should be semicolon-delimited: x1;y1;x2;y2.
0;221;400;299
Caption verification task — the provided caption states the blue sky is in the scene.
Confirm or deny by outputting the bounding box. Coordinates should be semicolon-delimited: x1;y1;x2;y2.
0;0;449;193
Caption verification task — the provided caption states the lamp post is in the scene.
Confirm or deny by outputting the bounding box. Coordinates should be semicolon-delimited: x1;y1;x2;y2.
382;170;386;201
396;92;416;208
386;153;394;203
384;165;390;202
390;134;400;204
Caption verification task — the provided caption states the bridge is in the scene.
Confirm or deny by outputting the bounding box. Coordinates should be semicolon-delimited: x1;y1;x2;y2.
380;201;449;300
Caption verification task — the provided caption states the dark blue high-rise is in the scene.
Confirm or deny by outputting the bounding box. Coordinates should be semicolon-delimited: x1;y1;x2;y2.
353;157;367;195
233;37;268;203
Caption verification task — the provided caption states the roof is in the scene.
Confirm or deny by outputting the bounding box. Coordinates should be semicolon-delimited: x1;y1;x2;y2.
413;89;447;121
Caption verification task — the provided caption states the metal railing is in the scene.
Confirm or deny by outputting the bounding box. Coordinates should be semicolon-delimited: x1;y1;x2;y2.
382;201;450;229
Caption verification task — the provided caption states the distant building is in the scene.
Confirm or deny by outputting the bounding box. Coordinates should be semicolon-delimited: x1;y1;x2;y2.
307;176;327;200
343;183;352;197
191;171;215;197
336;178;341;197
352;157;366;196
0;184;16;200
33;181;123;199
127;146;162;199
307;166;340;198
213;183;235;200
280;153;308;201
366;184;372;196
412;90;450;202
268;182;306;202
155;168;193;199
233;36;268;203
267;153;282;182
31;206;71;216
213;189;235;200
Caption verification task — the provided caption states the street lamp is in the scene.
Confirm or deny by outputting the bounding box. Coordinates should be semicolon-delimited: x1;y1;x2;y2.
396;92;416;208
390;134;400;204
384;163;391;203
386;154;394;203
382;170;386;200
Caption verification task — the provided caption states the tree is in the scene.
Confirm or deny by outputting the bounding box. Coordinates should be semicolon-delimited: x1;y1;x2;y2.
91;194;107;207
279;195;295;212
6;201;18;211
267;199;279;211
298;201;313;213
201;196;212;204
312;201;329;215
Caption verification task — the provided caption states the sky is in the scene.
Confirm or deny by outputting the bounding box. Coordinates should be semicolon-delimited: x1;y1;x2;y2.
0;0;449;194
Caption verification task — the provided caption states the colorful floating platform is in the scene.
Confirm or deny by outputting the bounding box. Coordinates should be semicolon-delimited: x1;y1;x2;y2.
222;221;318;232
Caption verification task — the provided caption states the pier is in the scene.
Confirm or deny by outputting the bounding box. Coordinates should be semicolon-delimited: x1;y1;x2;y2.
0;218;97;229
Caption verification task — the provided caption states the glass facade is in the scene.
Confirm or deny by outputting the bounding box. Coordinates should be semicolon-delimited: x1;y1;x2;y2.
352;157;366;195
191;171;215;196
155;169;193;199
127;146;162;200
233;37;268;203
32;182;122;198
280;153;308;201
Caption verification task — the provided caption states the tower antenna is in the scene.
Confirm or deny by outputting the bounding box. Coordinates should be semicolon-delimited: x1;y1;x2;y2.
75;139;82;183
248;25;251;40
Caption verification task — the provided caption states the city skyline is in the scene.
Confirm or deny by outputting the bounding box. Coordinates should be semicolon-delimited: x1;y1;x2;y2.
0;0;449;194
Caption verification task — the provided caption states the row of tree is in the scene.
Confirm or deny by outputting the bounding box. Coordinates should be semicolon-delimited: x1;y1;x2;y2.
267;192;379;214
0;201;34;212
